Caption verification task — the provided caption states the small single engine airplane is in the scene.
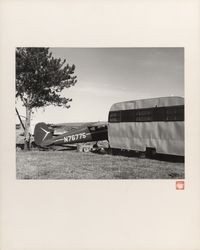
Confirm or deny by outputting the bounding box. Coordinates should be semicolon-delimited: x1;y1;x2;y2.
34;122;108;149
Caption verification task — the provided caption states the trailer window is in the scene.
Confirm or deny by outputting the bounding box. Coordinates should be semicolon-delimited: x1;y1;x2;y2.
135;109;153;122
153;107;166;121
121;110;135;122
165;106;184;121
153;106;184;121
109;105;184;123
109;111;121;122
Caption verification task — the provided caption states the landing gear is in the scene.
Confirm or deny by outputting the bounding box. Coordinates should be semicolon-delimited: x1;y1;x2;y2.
77;144;93;153
82;146;91;153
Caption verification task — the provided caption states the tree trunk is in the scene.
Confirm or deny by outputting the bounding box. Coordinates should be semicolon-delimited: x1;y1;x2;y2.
24;106;32;150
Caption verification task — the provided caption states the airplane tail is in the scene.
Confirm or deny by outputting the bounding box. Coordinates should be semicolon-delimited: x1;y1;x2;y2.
34;122;53;146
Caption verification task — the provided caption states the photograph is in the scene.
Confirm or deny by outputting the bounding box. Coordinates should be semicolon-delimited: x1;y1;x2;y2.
16;47;184;179
1;0;200;249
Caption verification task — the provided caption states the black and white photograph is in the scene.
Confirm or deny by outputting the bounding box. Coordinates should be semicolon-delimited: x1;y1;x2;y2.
1;0;200;249
16;47;184;179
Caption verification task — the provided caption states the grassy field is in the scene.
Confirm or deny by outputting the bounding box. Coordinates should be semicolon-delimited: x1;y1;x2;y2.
16;150;184;179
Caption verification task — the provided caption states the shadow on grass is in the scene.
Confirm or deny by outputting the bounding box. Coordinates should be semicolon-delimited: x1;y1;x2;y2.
106;148;184;163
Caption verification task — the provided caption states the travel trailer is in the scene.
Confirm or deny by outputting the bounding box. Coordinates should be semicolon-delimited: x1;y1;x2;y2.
108;96;184;156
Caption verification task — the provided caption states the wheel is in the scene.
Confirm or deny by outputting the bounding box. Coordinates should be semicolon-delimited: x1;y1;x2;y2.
83;146;90;153
139;152;146;159
77;144;83;152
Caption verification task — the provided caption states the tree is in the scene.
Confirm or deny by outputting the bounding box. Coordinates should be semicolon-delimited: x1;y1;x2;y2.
16;47;77;149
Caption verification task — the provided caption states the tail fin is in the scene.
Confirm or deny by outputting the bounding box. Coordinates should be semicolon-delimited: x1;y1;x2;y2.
34;122;53;146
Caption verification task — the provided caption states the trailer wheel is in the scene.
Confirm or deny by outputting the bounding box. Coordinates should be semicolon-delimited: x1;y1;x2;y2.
146;147;156;158
139;152;146;159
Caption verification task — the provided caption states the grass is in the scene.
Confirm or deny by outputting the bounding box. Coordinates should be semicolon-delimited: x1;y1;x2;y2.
16;150;184;179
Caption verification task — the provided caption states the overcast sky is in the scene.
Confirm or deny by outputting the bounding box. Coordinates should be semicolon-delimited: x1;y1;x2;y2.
16;47;184;124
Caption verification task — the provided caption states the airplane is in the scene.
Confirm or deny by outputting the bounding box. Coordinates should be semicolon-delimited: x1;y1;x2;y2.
34;121;108;150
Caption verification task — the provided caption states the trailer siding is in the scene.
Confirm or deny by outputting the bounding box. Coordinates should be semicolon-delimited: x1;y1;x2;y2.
108;97;184;156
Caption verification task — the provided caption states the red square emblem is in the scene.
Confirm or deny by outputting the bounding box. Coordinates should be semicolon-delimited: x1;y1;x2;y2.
176;181;185;190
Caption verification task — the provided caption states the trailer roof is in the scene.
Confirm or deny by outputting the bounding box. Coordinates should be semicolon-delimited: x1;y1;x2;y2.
110;96;184;111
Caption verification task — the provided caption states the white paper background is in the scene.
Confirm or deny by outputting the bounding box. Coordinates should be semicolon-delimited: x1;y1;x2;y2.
0;0;200;249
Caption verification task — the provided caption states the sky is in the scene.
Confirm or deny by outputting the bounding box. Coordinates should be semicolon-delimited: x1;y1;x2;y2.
16;48;184;124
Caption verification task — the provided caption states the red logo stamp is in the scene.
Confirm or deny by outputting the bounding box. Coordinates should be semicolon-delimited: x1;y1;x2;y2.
176;181;185;190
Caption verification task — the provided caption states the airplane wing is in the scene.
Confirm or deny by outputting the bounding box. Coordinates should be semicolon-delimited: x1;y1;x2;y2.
52;121;108;136
87;121;108;127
